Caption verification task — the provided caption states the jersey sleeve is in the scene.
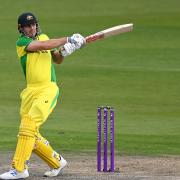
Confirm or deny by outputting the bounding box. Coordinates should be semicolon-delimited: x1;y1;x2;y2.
16;36;33;58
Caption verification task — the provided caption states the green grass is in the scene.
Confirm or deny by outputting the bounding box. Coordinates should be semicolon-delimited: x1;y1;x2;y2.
0;0;180;156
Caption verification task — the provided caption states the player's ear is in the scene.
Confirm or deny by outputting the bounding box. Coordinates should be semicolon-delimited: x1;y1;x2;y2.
18;24;23;33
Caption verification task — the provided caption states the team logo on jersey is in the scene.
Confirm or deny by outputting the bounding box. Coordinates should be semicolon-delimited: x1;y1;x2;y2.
27;15;33;20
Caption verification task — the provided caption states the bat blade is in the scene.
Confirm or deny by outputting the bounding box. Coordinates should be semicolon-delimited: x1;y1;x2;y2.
85;23;133;43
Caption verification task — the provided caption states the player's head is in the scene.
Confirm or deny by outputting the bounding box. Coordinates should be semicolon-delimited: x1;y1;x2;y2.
18;12;41;38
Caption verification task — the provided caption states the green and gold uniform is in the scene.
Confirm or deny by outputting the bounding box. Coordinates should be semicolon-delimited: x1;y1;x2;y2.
13;34;61;172
16;33;57;85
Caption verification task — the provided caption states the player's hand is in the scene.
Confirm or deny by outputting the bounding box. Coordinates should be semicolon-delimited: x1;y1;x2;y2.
60;42;76;57
68;33;86;49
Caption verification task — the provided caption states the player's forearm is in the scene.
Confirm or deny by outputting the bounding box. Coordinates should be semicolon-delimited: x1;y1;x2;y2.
27;37;67;52
52;50;64;64
42;38;67;50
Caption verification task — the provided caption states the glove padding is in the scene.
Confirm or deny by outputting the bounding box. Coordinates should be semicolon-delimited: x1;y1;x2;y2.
68;33;86;49
61;42;76;57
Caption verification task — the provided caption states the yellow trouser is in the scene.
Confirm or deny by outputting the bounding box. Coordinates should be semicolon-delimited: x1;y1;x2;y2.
12;82;61;171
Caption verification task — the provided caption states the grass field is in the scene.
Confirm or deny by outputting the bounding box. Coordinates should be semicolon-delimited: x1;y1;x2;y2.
0;0;180;156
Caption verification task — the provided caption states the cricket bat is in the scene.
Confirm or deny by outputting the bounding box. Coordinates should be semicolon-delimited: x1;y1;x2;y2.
61;23;133;54
85;23;133;43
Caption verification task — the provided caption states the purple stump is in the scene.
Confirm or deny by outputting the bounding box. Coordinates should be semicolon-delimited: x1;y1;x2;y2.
103;108;108;172
97;108;102;172
110;108;115;172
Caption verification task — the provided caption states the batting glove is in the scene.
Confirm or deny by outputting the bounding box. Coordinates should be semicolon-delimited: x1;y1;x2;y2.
60;42;76;57
68;33;86;49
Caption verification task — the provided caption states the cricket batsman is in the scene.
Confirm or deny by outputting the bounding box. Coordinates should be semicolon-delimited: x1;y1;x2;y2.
0;12;85;179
